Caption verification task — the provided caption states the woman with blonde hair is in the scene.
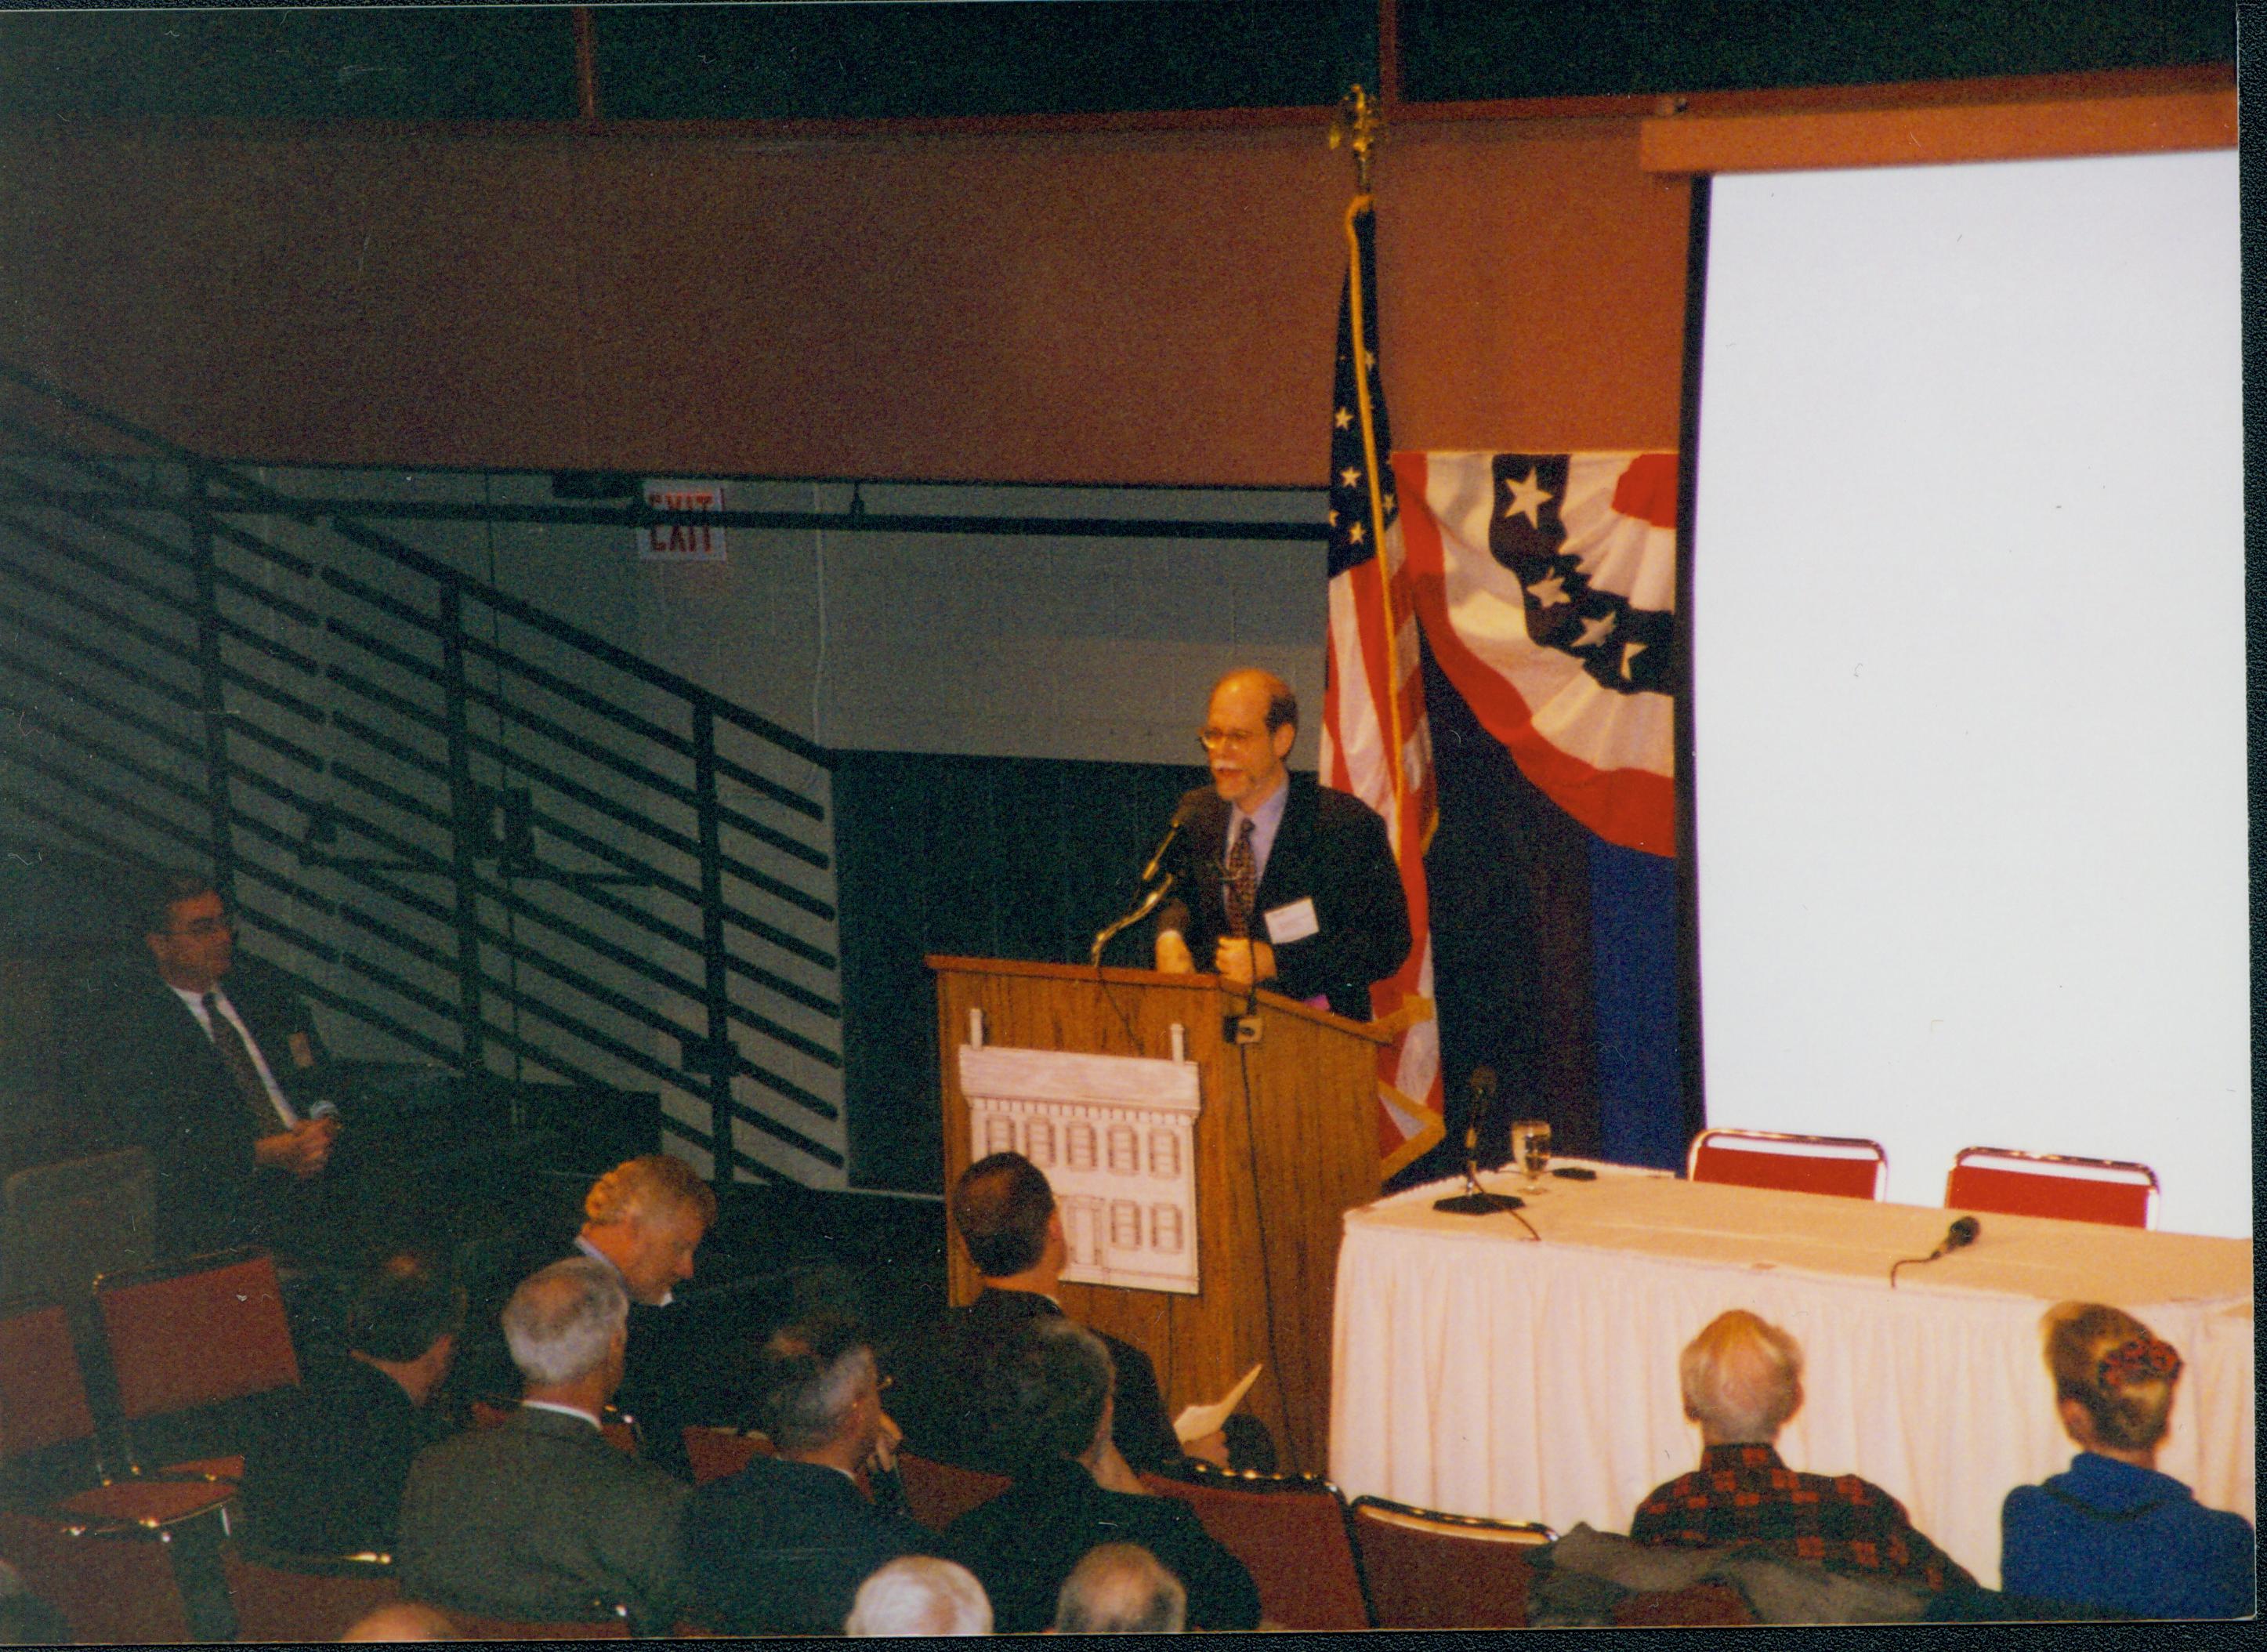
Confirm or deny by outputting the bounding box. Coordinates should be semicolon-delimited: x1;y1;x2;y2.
2000;1302;2252;1618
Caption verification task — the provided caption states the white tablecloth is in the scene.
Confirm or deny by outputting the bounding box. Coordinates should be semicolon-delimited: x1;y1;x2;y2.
1329;1168;2253;1589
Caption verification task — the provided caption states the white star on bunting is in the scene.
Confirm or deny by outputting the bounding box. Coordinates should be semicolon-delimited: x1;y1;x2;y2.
1526;573;1568;607
1576;610;1617;649
1620;640;1647;679
1501;467;1552;527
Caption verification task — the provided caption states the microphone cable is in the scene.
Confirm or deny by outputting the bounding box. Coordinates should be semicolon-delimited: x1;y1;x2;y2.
1889;1215;1982;1287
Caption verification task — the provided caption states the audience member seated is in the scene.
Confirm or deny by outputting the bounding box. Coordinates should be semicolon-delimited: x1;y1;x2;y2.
1054;1543;1188;1635
939;1318;1260;1633
397;1258;690;1633
340;1603;457;1642
237;1253;462;1556
889;1151;1227;1474
1630;1310;1975;1594
844;1556;993;1637
2000;1301;2254;1619
683;1313;932;1634
571;1154;719;1480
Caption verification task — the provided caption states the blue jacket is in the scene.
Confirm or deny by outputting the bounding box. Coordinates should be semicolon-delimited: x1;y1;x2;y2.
2001;1451;2254;1619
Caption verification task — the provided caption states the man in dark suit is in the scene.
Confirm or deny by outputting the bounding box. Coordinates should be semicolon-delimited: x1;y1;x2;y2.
889;1151;1220;1476
397;1258;690;1633
237;1253;462;1555
940;1318;1260;1634
1153;668;1410;1020
683;1314;930;1635
58;870;338;1259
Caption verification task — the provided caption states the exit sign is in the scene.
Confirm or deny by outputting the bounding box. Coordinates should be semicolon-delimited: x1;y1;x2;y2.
639;480;728;562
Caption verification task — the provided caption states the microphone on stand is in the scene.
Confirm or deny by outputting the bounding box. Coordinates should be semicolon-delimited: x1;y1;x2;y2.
1434;1067;1522;1215
1139;799;1194;887
1090;873;1175;968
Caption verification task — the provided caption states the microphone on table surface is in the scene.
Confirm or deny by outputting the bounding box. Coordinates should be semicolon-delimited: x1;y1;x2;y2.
1889;1215;1981;1287
1434;1067;1523;1217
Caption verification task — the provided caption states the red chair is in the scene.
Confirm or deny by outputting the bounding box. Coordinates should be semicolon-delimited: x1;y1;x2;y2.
895;1450;1009;1531
683;1425;770;1485
0;1296;236;1530
1140;1464;1370;1629
1945;1147;2158;1229
93;1248;299;1484
1347;1495;1554;1629
1687;1129;1887;1201
219;1543;401;1642
0;1300;236;1643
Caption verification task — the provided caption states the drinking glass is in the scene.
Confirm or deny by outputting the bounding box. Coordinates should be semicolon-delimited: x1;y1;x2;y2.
1519;1120;1552;1186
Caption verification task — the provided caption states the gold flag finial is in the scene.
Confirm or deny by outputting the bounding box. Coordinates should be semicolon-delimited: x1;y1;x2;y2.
1327;83;1382;194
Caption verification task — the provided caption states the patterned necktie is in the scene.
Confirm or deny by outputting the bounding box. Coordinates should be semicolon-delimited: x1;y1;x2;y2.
1224;817;1258;940
205;992;281;1130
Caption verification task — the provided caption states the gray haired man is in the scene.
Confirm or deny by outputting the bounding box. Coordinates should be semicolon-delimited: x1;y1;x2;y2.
397;1259;690;1632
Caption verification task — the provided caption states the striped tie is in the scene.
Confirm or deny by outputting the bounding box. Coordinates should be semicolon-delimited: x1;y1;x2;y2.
205;993;281;1131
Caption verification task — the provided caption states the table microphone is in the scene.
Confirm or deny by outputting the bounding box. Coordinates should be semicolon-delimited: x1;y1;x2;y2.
1889;1215;1981;1286
1434;1067;1521;1215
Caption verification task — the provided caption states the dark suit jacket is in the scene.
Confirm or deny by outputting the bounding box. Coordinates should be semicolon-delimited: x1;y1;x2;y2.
1155;774;1411;1019
397;1404;690;1633
237;1349;441;1556
57;952;326;1259
941;1458;1262;1633
889;1288;1183;1476
683;1454;930;1635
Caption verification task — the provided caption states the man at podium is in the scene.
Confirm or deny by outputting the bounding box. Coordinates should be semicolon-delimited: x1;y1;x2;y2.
1153;668;1409;1020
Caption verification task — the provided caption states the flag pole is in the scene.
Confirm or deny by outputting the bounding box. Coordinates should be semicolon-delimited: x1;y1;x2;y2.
1330;86;1411;817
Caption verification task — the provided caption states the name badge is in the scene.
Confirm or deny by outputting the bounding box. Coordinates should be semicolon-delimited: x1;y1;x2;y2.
1262;897;1320;946
288;1032;316;1070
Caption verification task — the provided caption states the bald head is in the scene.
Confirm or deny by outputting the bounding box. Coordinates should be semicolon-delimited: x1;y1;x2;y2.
1055;1543;1187;1634
342;1603;458;1641
1679;1310;1805;1445
1201;669;1298;809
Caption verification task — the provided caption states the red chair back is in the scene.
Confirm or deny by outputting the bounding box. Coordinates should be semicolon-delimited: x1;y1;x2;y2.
683;1425;770;1484
895;1450;1010;1531
1946;1147;2157;1228
0;1299;98;1461
1348;1496;1552;1629
94;1248;299;1421
1688;1130;1886;1200
220;1545;403;1642
1140;1468;1369;1629
0;1508;193;1643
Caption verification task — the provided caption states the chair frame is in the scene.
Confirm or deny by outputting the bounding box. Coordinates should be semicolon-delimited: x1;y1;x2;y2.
1348;1493;1556;1544
1945;1145;2159;1229
1686;1128;1888;1200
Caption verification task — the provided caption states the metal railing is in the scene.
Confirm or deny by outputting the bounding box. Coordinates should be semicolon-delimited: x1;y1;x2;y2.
0;362;844;1186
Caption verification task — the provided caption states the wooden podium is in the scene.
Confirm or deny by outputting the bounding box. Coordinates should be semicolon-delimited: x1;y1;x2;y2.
929;955;1387;1476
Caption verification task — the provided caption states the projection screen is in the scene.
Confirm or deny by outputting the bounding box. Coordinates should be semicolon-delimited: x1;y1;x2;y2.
1688;149;2246;1237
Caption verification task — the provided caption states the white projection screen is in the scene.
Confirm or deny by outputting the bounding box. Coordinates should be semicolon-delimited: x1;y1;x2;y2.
1689;149;2247;1237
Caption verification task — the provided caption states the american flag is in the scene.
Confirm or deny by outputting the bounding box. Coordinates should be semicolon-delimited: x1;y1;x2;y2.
1318;197;1443;1178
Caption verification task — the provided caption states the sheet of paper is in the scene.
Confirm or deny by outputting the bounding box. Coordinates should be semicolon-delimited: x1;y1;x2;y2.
1173;1362;1262;1443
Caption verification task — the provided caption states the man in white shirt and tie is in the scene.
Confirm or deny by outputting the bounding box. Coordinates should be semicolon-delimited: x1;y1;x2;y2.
60;868;336;1259
1151;668;1410;1020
